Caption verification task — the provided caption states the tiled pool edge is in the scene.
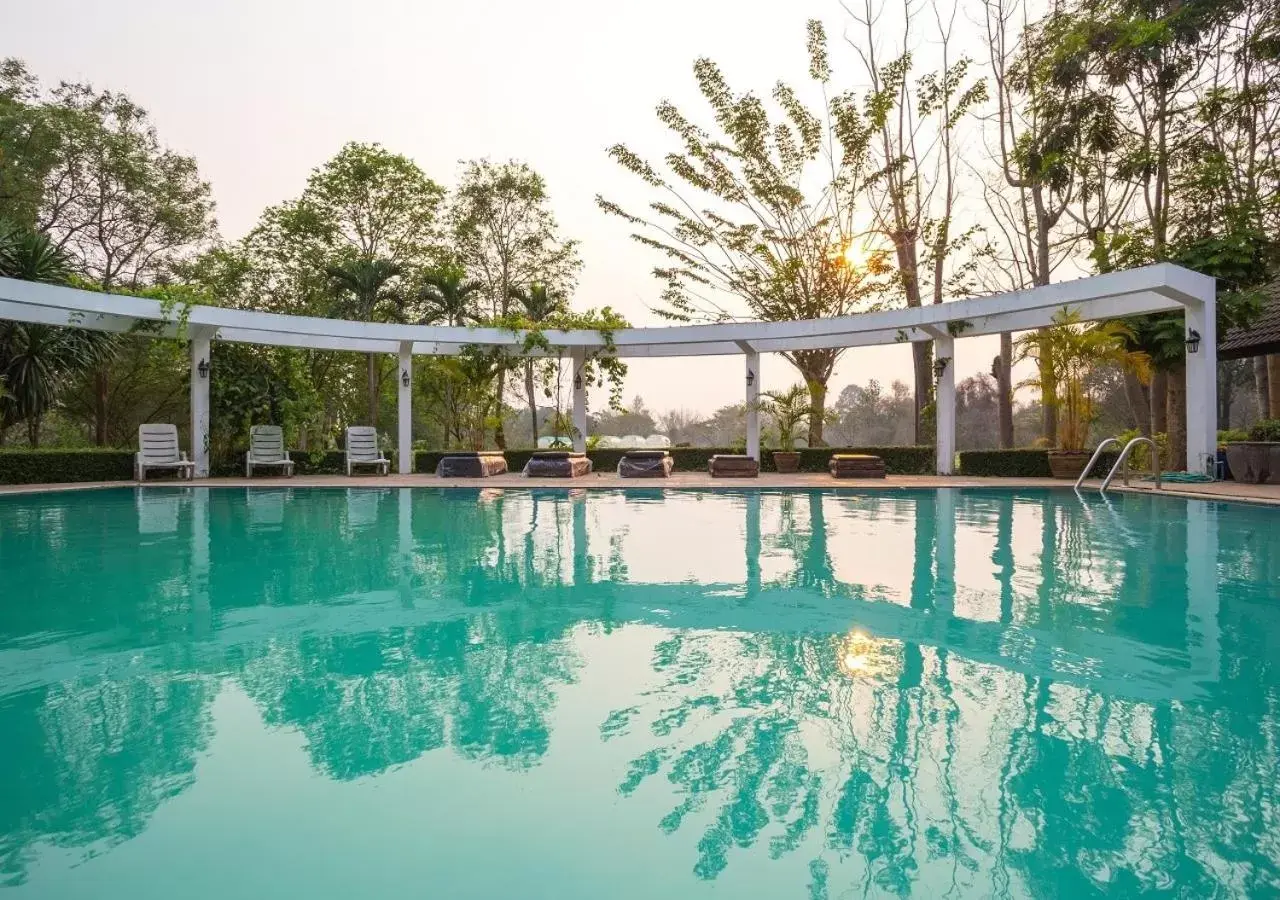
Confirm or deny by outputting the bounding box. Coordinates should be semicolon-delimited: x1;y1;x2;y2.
3;474;1279;507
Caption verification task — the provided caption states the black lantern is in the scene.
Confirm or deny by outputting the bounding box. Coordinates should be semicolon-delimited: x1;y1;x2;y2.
574;372;582;391
401;368;411;388
197;358;210;379
746;369;755;388
1185;328;1201;354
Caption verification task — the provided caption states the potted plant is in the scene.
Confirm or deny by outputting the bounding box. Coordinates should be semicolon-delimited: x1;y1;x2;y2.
1224;419;1280;484
760;384;813;474
1017;311;1151;479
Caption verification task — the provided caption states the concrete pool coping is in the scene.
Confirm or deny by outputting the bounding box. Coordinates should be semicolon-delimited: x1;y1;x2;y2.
3;473;1279;506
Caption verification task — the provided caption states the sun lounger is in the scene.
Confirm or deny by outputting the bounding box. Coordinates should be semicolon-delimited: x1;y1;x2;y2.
345;426;390;476
135;424;195;481
618;450;673;478
246;425;294;477
436;451;509;477
829;454;886;479
708;454;759;478
524;450;593;478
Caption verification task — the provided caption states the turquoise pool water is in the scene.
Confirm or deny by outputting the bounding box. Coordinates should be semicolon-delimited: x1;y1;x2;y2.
0;487;1277;898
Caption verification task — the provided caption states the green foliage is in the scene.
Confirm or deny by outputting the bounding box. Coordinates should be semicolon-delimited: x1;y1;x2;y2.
759;384;815;451
960;448;1114;477
451;160;581;318
0;449;134;483
1248;419;1280;442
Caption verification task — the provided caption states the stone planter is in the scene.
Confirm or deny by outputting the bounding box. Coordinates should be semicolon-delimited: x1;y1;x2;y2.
1047;450;1092;479
1224;442;1280;484
772;451;801;474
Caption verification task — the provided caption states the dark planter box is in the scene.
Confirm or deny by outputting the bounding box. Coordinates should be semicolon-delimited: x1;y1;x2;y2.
1047;450;1092;479
772;451;801;474
1224;443;1280;484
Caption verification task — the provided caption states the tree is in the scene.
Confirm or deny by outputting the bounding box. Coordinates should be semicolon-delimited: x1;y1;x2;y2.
508;282;567;444
0;226;113;445
451;160;581;448
326;256;405;428
846;0;989;443
599;20;886;446
418;264;484;328
760;383;816;450
0;62;217;444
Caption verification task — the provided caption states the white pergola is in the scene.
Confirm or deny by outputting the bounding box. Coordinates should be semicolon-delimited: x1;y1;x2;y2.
0;263;1218;476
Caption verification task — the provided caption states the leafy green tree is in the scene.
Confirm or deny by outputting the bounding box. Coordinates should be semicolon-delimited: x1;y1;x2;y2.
508;282;567;444
0;226;114;445
418;264;484;327
598;21;884;445
451;160;581;448
326;256;406;428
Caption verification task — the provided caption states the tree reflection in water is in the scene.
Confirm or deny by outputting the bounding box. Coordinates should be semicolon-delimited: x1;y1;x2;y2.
0;487;1277;896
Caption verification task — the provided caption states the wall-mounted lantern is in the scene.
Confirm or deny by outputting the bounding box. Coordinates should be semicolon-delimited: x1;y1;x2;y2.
197;358;210;379
746;369;755;388
1185;328;1201;354
401;368;411;388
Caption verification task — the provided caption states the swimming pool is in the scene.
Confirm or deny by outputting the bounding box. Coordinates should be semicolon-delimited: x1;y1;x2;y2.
0;487;1276;898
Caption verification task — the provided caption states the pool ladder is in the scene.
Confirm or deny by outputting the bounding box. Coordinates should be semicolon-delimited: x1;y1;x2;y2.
1074;436;1162;494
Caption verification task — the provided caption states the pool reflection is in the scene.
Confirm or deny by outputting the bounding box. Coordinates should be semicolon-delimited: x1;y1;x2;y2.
0;487;1277;896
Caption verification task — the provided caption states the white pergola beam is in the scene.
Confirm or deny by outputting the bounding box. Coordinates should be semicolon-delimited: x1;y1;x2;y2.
1;264;1202;354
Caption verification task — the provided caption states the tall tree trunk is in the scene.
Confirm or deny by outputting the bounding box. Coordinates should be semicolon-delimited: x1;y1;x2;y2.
27;416;40;448
524;361;538;447
93;367;109;446
1269;355;1280;419
1217;361;1233;429
1040;352;1057;447
1166;363;1186;471
1254;355;1271;420
913;342;934;445
493;369;507;450
1151;371;1169;435
1123;371;1150;435
997;333;1014;448
805;379;828;447
366;353;379;427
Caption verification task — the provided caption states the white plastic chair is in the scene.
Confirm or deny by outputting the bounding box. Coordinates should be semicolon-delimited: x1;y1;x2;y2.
246;425;294;477
135;424;194;481
345;426;389;476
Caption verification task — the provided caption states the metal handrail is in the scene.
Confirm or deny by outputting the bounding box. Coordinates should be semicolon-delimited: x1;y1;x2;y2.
1101;437;1162;493
1074;437;1123;490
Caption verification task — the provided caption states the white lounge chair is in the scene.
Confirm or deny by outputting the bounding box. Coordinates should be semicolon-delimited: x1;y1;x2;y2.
246;425;294;477
136;424;195;481
345;426;389;476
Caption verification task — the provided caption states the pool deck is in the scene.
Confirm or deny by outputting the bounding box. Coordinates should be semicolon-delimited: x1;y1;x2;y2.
3;472;1279;505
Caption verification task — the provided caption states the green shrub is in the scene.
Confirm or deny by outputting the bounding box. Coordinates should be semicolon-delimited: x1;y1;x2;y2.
1248;419;1280;442
1219;428;1250;444
0;449;135;484
959;447;1122;477
415;446;935;475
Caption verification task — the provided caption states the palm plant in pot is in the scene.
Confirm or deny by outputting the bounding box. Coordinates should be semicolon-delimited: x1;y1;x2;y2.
1225;419;1280;484
1017;311;1150;478
760;384;813;474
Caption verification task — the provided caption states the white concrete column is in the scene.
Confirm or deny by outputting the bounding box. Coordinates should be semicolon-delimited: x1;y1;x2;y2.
190;328;211;478
397;342;413;474
1185;287;1218;476
571;349;587;453
744;349;760;460
934;334;956;475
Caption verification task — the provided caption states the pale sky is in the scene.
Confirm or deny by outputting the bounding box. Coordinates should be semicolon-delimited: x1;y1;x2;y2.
6;0;1014;418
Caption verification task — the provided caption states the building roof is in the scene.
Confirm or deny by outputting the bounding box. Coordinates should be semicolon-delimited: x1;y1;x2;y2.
1220;280;1280;359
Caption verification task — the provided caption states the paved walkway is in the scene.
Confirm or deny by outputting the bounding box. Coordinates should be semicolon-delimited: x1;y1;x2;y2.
3;472;1279;505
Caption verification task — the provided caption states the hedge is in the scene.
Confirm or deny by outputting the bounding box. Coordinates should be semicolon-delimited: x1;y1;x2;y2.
0;444;935;485
0;449;135;485
416;446;935;476
958;448;1119;477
